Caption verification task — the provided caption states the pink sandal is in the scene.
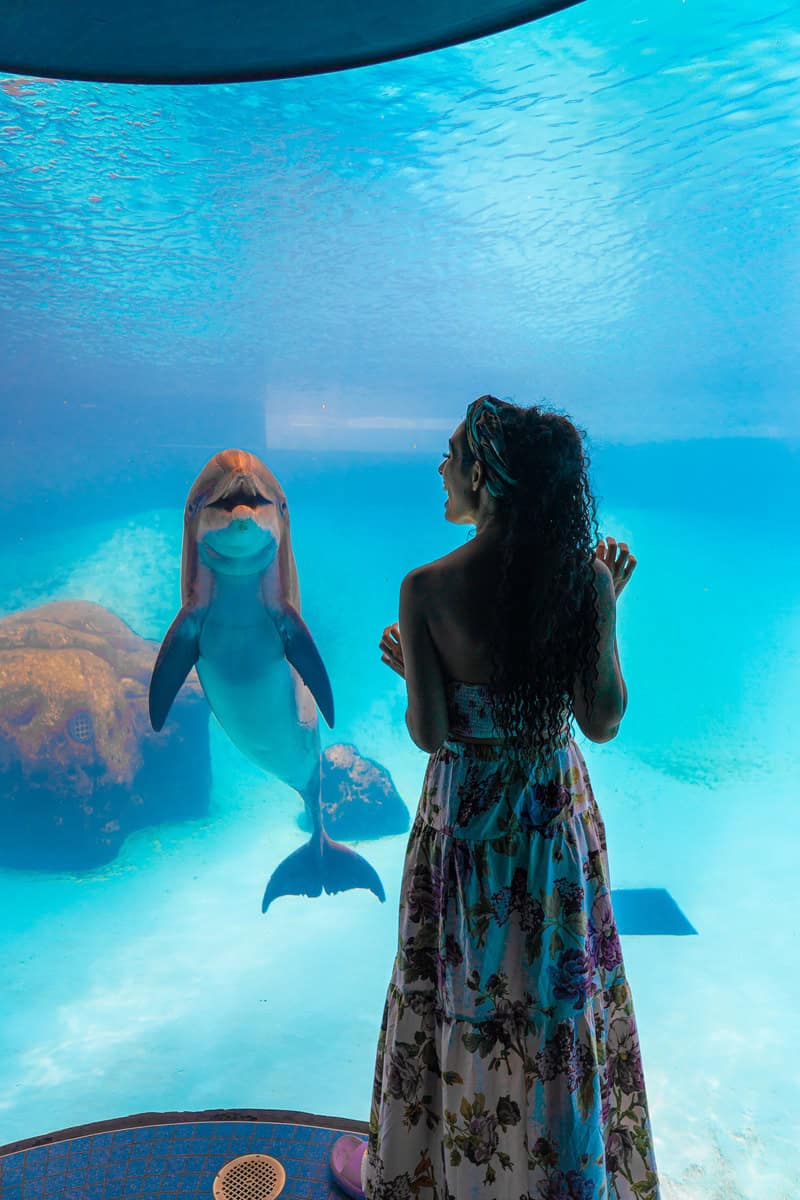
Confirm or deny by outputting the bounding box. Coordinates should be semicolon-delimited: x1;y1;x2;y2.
330;1133;368;1199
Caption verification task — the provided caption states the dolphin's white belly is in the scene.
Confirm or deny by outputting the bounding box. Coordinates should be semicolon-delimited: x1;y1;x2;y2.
197;610;318;792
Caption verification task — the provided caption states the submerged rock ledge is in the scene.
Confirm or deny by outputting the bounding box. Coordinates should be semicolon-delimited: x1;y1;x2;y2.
0;600;210;871
300;741;411;840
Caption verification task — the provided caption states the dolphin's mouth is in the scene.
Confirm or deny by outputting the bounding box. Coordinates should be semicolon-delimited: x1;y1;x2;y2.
207;475;271;513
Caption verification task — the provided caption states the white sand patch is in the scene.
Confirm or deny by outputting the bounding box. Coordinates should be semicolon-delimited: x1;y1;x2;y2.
0;509;182;639
52;514;182;639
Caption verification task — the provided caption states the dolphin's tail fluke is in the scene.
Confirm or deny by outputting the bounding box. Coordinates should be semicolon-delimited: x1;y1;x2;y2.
321;832;386;904
261;833;386;912
261;839;323;911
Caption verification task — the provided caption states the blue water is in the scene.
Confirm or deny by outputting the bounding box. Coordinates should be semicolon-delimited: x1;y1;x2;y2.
1;448;798;1199
1;0;799;1196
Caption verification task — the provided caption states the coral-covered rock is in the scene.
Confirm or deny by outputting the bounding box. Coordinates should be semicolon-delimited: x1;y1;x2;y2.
299;742;410;840
0;600;209;870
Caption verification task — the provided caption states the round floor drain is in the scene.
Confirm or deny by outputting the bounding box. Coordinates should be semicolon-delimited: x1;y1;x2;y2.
212;1154;286;1200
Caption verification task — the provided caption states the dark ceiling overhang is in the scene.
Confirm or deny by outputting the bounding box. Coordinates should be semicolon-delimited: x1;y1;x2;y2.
0;0;585;85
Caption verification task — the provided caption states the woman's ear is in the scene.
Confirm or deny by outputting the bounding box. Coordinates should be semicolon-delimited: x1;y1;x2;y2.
471;460;483;492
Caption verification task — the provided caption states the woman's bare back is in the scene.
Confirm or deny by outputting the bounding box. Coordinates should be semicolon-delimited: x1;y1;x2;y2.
417;534;508;685
380;528;630;750
409;534;628;746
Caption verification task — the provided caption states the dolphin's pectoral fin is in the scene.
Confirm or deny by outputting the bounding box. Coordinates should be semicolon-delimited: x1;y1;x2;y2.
321;832;386;903
276;604;335;728
261;833;385;911
149;606;204;732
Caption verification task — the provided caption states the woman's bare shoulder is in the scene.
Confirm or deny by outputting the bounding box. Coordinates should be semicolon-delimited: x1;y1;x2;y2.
405;543;473;587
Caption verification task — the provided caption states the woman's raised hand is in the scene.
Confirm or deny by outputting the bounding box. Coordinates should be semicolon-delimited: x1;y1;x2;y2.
380;622;406;678
596;536;637;598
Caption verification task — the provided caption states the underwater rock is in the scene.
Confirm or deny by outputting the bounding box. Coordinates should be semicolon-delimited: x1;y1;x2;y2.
0;600;209;871
299;743;410;840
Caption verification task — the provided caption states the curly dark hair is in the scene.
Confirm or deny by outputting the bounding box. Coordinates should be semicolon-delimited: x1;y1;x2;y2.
465;396;601;765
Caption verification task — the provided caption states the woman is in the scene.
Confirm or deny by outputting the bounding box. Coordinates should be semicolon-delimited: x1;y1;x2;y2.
332;396;660;1200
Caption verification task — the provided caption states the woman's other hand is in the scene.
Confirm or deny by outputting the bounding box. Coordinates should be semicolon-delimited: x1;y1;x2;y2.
596;537;637;598
380;622;406;678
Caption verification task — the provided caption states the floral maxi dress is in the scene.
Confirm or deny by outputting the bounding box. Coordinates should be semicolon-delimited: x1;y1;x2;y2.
363;683;660;1200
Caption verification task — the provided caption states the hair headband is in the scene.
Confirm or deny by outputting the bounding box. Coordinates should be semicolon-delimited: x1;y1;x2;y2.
464;396;517;499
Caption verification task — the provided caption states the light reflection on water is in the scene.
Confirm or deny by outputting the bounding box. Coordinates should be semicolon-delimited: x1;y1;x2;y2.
0;0;798;443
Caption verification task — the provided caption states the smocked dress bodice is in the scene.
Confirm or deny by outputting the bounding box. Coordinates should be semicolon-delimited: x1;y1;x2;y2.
446;680;571;743
446;680;501;739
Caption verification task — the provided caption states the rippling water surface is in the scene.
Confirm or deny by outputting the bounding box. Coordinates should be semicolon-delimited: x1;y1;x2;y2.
1;0;798;447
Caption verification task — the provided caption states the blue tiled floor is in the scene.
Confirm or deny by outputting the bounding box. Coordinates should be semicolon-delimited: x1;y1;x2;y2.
0;1120;361;1200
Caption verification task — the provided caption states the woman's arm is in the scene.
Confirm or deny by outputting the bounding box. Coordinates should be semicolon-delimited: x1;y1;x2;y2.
398;568;450;753
572;538;635;742
572;558;625;742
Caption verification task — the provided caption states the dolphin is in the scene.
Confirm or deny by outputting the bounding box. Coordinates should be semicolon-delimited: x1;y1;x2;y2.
148;448;385;911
